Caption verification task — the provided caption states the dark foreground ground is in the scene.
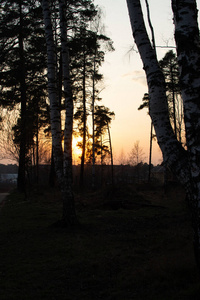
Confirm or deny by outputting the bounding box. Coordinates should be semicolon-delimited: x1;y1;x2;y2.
0;183;200;299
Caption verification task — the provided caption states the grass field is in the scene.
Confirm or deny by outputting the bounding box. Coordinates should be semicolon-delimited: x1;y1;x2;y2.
0;183;200;299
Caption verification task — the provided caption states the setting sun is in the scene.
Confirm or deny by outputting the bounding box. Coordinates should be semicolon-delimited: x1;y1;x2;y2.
72;136;82;164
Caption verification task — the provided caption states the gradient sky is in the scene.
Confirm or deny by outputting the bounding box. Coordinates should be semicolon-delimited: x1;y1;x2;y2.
93;0;180;165
1;1;199;166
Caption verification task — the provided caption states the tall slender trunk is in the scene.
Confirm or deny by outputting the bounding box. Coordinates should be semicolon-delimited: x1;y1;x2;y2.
42;0;77;225
17;0;27;194
80;53;86;188
126;0;189;184
36;98;39;186
92;51;97;189
42;0;63;183
49;147;56;187
100;134;103;186
172;0;200;269
126;0;200;271
148;121;153;182
107;121;114;186
59;0;77;224
171;66;177;138
58;53;63;110
145;0;155;184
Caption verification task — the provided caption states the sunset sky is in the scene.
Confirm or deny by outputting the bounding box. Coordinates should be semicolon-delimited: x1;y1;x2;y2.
93;0;179;165
1;1;199;166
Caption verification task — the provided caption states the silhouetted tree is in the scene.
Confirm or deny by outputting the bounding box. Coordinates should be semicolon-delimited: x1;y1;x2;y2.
70;11;114;188
138;93;154;181
0;0;48;192
159;50;184;143
42;0;79;225
127;0;200;270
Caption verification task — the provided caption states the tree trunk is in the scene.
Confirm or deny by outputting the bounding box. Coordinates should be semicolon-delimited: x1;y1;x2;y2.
42;0;63;184
92;51;97;189
107;121;114;187
126;0;190;183
172;0;200;269
80;53;86;188
126;0;200;271
42;0;77;226
49;147;56;187
17;0;27;195
148;121;153;182
171;65;177;138
58;0;78;225
36;98;39;186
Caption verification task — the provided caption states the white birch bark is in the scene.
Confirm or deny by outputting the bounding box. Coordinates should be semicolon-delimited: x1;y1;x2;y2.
42;0;77;225
172;0;200;266
172;0;200;184
58;0;77;224
126;0;190;186
42;0;63;184
126;0;200;271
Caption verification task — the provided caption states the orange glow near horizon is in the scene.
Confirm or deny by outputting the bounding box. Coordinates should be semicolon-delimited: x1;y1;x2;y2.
72;136;82;164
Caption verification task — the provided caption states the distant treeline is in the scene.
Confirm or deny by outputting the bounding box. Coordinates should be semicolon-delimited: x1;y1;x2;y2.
0;164;18;174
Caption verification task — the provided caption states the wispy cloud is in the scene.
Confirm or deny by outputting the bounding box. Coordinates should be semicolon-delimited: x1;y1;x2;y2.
122;71;147;86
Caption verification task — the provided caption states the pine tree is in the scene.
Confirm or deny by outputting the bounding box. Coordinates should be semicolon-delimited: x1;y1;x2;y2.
159;50;184;142
0;0;48;192
70;12;114;187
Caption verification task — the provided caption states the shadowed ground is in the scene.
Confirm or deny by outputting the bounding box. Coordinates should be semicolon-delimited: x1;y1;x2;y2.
0;183;200;299
0;193;9;204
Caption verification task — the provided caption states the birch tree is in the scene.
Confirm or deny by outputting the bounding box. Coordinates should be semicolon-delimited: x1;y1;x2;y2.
42;0;77;226
126;0;200;270
58;0;77;223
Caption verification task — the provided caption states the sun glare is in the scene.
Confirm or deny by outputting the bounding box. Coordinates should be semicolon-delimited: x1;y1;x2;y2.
72;136;82;164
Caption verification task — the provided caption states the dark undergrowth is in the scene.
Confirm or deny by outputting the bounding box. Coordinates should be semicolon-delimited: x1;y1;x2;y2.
0;183;200;299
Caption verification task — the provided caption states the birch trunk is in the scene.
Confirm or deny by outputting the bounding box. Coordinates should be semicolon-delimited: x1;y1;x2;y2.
172;0;200;267
126;0;200;270
42;0;77;225
17;0;27;194
58;0;78;225
42;0;63;185
126;0;189;185
80;52;87;188
92;51;97;189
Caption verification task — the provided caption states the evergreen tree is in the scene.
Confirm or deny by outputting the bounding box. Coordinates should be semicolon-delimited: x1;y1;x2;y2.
94;105;115;164
93;105;115;186
0;0;48;192
138;93;154;182
159;50;184;143
70;12;114;187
